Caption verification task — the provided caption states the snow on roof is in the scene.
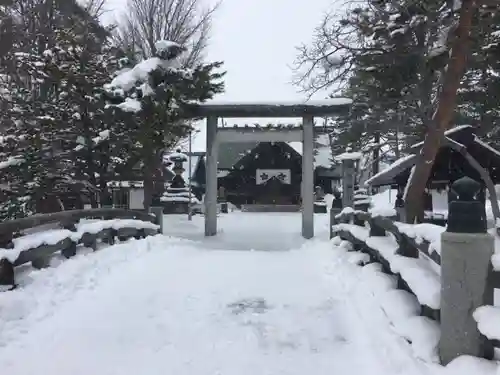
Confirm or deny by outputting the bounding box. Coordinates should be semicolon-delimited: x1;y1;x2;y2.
335;151;362;161
366;127;500;187
288;142;303;155
473;137;500;159
202;98;353;107
364;154;416;186
410;125;474;149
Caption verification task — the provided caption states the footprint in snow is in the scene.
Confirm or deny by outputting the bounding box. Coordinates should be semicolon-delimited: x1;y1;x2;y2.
227;297;271;315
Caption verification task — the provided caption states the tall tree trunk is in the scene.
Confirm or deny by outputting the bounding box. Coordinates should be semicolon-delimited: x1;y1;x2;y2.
404;0;477;223
394;114;401;159
143;154;156;212
372;132;380;194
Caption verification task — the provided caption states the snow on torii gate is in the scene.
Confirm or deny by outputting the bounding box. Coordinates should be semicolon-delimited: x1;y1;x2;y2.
185;100;351;239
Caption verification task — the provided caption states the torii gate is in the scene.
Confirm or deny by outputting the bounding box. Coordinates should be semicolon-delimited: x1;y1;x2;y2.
186;100;351;239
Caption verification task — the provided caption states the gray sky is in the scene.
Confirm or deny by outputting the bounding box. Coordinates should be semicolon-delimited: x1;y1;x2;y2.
102;0;334;150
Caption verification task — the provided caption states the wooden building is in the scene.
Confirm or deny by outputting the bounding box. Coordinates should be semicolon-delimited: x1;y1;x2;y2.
190;139;341;207
217;142;302;205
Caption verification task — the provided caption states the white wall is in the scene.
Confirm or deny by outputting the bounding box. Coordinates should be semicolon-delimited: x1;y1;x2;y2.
129;189;145;209
431;189;448;212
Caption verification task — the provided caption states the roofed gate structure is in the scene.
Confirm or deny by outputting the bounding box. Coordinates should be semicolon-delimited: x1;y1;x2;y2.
185;100;351;238
365;125;500;223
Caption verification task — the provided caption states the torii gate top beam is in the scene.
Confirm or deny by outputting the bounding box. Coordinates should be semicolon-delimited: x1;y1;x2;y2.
183;99;352;118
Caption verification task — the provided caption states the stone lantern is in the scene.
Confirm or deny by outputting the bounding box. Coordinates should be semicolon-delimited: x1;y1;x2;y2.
160;149;199;214
314;186;327;213
169;149;188;189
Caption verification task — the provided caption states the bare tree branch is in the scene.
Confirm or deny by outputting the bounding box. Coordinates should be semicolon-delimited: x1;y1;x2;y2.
113;0;220;66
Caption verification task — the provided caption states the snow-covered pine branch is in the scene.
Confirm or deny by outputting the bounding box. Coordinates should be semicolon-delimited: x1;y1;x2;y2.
102;38;224;209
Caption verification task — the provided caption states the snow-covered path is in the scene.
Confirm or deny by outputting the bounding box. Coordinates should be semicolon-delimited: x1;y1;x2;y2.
0;213;438;375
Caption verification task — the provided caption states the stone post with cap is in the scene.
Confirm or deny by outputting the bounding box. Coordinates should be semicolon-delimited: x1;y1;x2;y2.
394;190;405;222
439;176;494;365
330;189;343;239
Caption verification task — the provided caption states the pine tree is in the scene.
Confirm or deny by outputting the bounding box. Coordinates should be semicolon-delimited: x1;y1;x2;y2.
457;3;500;144
0;1;115;217
104;40;225;210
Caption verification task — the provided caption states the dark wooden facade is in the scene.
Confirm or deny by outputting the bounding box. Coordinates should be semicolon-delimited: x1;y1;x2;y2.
219;142;302;205
190;139;341;206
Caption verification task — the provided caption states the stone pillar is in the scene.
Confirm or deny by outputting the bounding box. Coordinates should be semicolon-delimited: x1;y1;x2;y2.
439;177;494;365
330;189;342;239
301;115;314;239
149;206;164;234
314;186;327;213
394;190;405;222
341;159;355;209
205;116;218;236
218;186;228;213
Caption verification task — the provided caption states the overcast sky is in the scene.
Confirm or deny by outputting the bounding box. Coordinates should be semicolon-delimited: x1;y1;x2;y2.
102;0;334;150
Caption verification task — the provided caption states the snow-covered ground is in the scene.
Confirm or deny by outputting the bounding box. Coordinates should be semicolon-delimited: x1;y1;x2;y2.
0;212;484;374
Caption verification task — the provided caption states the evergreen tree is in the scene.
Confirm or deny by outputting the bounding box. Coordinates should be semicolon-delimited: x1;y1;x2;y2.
0;0;116;217
104;40;225;209
457;3;500;144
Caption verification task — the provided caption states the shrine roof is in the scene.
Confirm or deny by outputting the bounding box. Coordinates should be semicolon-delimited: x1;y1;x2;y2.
365;125;500;187
218;142;260;170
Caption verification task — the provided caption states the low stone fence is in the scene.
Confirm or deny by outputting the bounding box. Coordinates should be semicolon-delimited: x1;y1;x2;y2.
332;177;499;365
0;208;160;291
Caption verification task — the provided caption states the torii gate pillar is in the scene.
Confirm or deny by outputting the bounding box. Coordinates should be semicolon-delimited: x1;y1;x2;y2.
204;115;314;238
301;115;314;239
205;115;218;236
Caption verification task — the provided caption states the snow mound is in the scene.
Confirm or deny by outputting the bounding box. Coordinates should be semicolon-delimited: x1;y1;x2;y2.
444;355;498;375
333;223;441;309
473;305;500;341
353;254;440;362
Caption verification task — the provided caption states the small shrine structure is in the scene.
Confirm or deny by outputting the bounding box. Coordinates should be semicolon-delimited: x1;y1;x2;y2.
365;125;500;222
